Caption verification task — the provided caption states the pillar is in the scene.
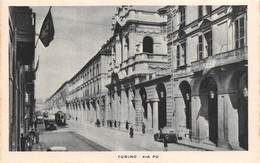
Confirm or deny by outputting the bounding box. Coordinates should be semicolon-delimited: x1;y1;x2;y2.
147;101;153;130
152;100;159;132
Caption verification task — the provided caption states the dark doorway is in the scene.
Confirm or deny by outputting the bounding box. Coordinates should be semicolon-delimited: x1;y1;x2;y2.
200;77;218;145
228;71;248;150
238;73;248;150
208;90;218;144
156;83;166;130
179;81;192;138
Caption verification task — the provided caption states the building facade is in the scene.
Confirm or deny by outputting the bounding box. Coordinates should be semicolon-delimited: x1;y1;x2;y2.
67;46;111;125
44;81;69;114
105;6;169;131
44;6;248;150
9;7;36;151
166;5;248;149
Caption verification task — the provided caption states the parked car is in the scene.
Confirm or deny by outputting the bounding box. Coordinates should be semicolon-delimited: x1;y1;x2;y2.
47;146;68;151
36;115;44;124
154;127;178;143
44;115;57;130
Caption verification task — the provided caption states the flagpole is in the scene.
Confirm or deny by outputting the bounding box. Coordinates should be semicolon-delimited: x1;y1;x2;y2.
35;36;40;48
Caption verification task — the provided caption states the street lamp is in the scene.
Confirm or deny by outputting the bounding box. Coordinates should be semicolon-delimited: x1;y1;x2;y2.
185;93;190;101
160;91;164;98
242;87;248;98
209;91;215;99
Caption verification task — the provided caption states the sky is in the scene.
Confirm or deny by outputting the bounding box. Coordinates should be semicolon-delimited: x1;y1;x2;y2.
32;6;162;100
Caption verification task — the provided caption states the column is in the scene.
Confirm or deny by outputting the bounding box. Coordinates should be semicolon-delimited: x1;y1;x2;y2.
147;101;152;130
89;101;93;123
152;100;159;132
81;102;84;124
86;101;90;122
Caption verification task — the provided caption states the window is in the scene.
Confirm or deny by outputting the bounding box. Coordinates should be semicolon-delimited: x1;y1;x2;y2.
198;6;203;18
197;30;212;59
235;16;245;48
143;36;153;53
180;6;186;26
177;45;180;66
206;6;212;15
205;31;212;56
177;42;186;67
96;64;99;75
198;35;203;60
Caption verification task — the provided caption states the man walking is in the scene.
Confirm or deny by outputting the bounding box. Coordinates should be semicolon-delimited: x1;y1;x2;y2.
163;135;168;151
142;122;145;134
130;125;134;138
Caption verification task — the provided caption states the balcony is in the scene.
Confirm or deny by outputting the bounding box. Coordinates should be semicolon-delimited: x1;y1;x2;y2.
121;52;168;69
191;46;248;72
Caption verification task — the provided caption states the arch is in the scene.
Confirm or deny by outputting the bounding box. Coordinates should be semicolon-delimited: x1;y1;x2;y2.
156;83;167;129
199;77;218;145
143;36;153;53
228;71;248;150
139;87;147;119
179;81;192;131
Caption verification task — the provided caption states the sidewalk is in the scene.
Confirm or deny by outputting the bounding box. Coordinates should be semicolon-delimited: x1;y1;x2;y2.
66;120;229;151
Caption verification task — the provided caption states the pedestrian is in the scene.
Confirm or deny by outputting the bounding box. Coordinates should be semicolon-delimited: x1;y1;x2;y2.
26;135;33;151
110;120;112;127
129;125;134;138
35;129;40;143
20;134;26;151
114;119;117;128
118;121;121;129
142;122;145;134
29;128;36;144
34;117;37;130
125;120;129;130
163;135;168;151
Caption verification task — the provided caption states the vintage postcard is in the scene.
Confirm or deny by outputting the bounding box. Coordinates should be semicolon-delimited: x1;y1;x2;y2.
1;0;259;162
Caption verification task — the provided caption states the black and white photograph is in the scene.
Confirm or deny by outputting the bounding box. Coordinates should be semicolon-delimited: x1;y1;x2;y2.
2;2;259;163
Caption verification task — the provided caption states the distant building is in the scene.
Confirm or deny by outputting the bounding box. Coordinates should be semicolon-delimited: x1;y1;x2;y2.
66;46;111;123
166;5;248;150
9;6;36;151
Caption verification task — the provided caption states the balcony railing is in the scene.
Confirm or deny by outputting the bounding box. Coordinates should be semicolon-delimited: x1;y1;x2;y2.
191;46;248;72
121;52;168;69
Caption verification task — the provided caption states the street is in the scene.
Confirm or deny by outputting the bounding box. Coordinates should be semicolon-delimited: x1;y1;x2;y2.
33;123;110;151
32;120;207;151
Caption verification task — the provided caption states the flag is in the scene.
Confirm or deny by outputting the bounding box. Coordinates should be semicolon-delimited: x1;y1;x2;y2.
39;7;54;47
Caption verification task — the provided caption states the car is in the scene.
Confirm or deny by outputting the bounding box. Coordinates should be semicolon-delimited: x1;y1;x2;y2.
154;127;178;143
47;146;68;151
36;115;44;124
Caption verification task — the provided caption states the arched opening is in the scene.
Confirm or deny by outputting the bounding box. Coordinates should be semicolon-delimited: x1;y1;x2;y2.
199;77;218;145
143;36;153;53
179;81;192;138
139;87;147;121
229;71;248;150
156;83;167;129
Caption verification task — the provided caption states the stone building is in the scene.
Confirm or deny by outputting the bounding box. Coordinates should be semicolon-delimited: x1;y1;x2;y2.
166;5;248;149
9;7;36;151
105;6;169;131
66;42;112;124
44;81;69;114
